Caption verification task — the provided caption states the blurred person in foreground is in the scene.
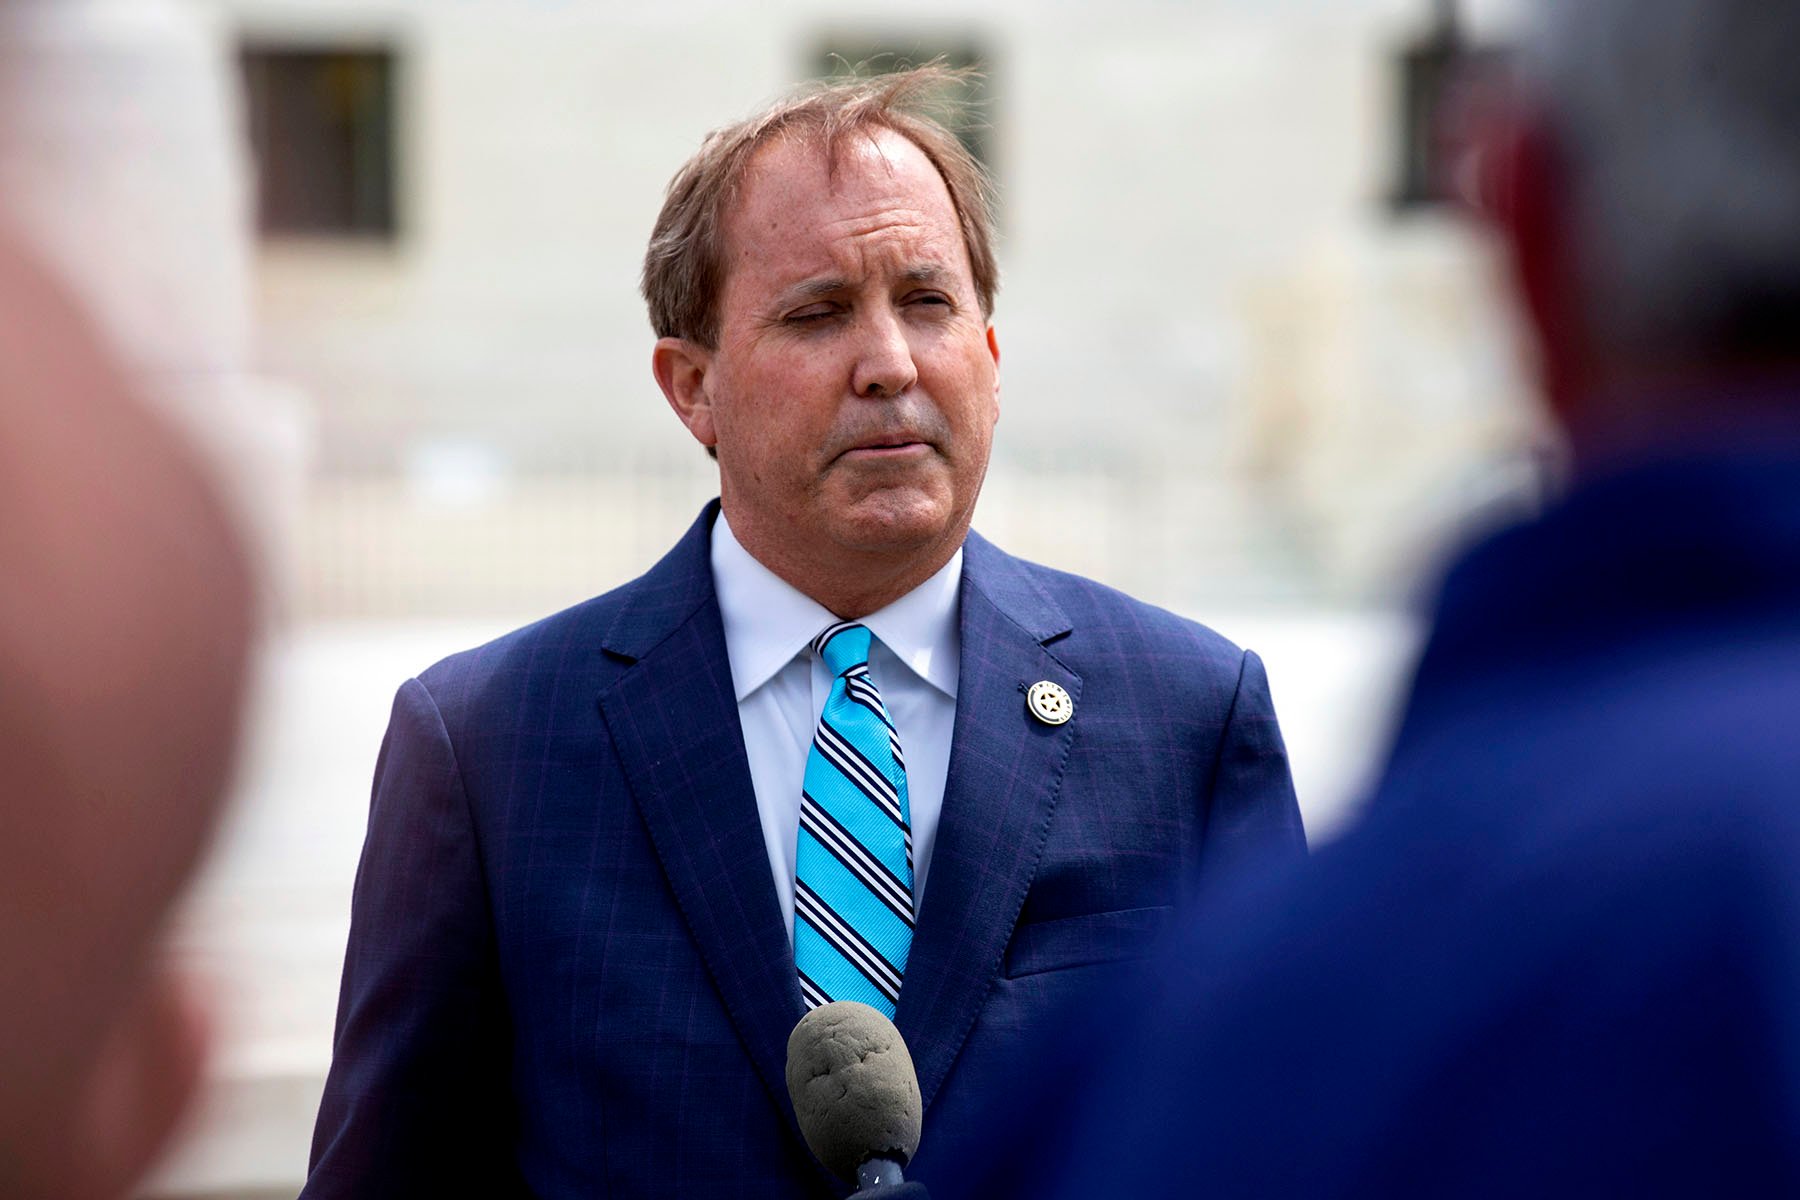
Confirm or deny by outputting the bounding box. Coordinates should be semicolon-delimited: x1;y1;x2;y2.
944;1;1800;1195
303;67;1303;1198
0;1;260;1195
0;226;254;1197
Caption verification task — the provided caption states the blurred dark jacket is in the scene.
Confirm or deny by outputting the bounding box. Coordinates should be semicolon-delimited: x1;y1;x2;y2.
950;435;1800;1197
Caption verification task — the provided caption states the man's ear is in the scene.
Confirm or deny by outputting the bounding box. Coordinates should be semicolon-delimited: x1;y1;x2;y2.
652;337;717;450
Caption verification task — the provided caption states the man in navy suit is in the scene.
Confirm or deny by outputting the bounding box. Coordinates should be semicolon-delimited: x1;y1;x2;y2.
951;2;1800;1195
301;67;1303;1198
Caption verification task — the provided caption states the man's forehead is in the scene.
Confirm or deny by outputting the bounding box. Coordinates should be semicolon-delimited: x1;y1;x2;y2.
723;130;965;279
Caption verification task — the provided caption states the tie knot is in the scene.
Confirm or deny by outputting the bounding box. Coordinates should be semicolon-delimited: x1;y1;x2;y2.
811;621;872;676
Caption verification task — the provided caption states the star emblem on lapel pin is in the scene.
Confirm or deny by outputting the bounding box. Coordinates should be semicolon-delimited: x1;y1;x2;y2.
1026;680;1074;726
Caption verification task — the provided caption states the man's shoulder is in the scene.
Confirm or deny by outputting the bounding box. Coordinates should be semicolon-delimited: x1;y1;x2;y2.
966;532;1249;674
416;589;626;689
405;563;701;733
409;507;717;713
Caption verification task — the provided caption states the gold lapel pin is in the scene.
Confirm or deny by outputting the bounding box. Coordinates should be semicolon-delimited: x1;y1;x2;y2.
1026;680;1074;726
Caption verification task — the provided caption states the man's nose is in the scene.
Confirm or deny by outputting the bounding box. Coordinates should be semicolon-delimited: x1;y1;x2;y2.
850;308;919;399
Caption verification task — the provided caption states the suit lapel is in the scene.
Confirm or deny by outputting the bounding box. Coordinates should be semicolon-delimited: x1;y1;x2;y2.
895;531;1079;1114
594;504;806;1140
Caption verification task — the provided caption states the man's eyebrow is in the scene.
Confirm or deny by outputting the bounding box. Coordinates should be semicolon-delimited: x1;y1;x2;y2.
902;264;953;285
781;277;850;303
775;265;955;307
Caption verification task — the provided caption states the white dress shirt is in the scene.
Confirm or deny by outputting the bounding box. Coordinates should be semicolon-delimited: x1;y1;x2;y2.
711;512;961;946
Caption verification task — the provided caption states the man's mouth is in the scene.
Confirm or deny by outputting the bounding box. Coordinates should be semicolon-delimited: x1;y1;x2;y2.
840;438;931;460
838;433;936;456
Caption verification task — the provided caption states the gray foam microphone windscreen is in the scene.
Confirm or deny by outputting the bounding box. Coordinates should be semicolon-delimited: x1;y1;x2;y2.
786;1000;924;1181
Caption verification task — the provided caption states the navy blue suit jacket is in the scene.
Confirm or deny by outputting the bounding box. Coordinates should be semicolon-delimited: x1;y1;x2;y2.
302;503;1303;1197
956;446;1800;1197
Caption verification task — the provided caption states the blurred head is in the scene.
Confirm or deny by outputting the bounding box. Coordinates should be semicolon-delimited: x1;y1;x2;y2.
646;69;1002;616
1480;0;1800;449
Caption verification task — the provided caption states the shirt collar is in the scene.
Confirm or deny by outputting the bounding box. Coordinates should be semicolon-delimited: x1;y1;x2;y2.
711;510;962;702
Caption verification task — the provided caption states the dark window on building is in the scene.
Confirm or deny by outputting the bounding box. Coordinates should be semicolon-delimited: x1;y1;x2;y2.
241;45;397;238
1388;0;1504;213
808;39;994;174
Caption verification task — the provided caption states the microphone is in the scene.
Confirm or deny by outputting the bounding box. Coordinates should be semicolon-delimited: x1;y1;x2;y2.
786;1001;923;1191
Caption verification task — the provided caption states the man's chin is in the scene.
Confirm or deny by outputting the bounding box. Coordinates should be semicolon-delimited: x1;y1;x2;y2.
826;488;963;556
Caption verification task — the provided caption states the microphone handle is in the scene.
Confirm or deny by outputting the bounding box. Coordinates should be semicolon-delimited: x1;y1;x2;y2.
857;1157;906;1189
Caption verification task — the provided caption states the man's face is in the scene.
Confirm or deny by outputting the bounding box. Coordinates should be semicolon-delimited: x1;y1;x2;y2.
685;128;1000;583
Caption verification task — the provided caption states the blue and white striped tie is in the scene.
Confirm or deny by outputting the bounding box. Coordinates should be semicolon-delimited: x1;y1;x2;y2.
794;621;915;1018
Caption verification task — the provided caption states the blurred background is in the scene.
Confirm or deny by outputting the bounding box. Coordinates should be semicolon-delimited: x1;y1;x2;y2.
3;0;1547;1195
